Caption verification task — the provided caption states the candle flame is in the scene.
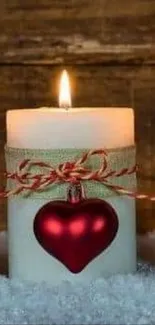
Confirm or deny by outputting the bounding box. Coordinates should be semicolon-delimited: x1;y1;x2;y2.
59;70;71;109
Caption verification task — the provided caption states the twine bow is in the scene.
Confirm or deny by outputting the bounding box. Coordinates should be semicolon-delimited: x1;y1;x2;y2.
2;148;154;201
1;148;141;199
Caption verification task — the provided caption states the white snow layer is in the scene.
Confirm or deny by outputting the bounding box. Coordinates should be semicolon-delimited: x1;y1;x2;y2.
0;263;155;324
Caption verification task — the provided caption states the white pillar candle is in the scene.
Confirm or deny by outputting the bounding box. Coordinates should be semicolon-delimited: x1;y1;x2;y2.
6;107;136;284
6;71;136;284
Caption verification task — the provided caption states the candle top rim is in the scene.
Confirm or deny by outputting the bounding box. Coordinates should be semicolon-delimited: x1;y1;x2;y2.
7;107;133;113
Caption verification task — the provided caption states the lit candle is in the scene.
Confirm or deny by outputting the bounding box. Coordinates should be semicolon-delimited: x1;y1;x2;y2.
6;70;136;284
7;71;134;149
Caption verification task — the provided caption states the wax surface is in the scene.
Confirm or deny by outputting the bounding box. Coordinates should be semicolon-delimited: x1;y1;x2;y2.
7;108;134;149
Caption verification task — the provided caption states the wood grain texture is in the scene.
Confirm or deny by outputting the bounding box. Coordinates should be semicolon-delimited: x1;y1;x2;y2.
0;232;8;275
0;0;154;63
133;80;155;233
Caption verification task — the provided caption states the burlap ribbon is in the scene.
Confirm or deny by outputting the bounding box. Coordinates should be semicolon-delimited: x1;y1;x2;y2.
5;145;136;200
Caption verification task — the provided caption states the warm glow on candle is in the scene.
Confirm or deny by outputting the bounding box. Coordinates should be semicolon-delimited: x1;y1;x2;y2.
59;70;72;109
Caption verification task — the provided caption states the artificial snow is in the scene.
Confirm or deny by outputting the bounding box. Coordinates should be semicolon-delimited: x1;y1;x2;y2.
0;263;154;324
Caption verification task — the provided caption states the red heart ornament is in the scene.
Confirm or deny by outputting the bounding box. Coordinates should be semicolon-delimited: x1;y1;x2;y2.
33;186;119;273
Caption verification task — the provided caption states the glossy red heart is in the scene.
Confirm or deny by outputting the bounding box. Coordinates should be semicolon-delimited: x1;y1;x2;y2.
33;198;119;273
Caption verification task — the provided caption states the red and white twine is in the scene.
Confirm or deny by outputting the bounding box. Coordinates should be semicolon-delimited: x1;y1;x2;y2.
1;149;155;201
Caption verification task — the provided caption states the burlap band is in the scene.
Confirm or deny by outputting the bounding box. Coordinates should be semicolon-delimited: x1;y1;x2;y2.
5;145;136;200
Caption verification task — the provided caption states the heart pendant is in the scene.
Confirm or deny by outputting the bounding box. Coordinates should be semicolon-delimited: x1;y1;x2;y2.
33;184;119;273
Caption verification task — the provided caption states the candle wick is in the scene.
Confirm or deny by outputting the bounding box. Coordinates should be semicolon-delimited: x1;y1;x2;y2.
60;104;71;111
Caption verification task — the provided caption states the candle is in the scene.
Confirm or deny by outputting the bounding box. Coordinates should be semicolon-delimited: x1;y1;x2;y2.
6;71;136;284
7;108;134;149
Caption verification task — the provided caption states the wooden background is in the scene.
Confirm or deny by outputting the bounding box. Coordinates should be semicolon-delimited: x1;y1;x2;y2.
0;0;155;233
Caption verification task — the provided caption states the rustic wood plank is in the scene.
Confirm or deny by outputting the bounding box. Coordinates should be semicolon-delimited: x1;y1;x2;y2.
137;234;155;265
0;232;8;275
7;0;155;16
0;64;154;112
0;65;133;110
0;0;155;63
133;80;155;233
